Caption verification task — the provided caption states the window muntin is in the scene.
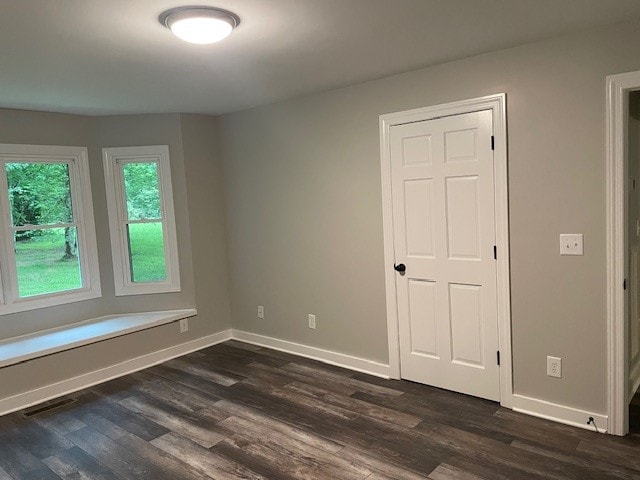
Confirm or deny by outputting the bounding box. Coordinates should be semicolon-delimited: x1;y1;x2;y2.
0;145;101;314
103;146;180;295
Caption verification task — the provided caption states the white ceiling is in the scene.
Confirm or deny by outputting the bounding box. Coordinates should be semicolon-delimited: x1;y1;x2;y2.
1;0;639;116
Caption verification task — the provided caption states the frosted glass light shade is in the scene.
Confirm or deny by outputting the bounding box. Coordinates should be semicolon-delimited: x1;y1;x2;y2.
161;7;239;45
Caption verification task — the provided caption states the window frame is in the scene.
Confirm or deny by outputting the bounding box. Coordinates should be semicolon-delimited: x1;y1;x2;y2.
103;145;181;296
0;144;101;315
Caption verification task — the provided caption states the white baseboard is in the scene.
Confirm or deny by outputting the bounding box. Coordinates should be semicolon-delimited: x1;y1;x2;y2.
231;329;391;378
0;329;232;417
0;327;390;416
511;393;608;433
230;332;611;435
0;326;613;438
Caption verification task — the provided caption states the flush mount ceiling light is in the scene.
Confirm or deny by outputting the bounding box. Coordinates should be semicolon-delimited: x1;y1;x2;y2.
160;6;240;44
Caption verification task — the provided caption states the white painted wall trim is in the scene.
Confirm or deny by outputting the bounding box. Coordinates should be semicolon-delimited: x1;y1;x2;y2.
378;94;513;407
0;323;615;435
103;145;181;296
0;144;102;315
606;70;640;436
230;331;613;434
231;330;391;378
511;394;608;433
0;329;232;417
0;326;391;417
229;331;613;434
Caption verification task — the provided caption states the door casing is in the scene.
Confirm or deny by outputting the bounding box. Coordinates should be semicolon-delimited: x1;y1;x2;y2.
379;93;512;407
605;70;640;436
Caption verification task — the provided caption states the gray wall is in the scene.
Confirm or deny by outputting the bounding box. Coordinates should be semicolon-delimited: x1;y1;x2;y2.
0;109;230;401
220;21;640;414
179;114;232;331
4;19;640;416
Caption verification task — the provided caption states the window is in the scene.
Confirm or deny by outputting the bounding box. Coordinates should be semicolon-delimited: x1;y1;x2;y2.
0;144;101;314
103;145;180;295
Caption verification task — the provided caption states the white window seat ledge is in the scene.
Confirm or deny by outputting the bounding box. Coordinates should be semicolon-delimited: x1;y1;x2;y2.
0;308;197;369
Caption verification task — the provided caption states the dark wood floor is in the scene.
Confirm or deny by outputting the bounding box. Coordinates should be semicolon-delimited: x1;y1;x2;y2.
1;341;640;479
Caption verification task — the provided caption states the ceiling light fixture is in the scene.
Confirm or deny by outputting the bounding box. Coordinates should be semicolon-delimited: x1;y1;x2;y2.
160;6;240;44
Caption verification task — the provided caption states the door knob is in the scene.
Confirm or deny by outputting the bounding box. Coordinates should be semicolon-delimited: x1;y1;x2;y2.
394;263;406;273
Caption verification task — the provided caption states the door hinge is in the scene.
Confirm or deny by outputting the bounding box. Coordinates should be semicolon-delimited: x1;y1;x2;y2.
497;351;501;366
491;135;495;151
624;279;628;290
493;245;497;260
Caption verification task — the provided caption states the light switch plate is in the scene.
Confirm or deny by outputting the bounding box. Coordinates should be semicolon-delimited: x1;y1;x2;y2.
560;234;583;255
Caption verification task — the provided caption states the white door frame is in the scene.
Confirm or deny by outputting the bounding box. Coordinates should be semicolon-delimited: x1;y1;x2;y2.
379;93;513;406
606;70;640;436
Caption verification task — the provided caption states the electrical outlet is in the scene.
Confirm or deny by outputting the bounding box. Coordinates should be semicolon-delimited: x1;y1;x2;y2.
547;356;562;378
257;305;264;319
308;314;316;330
179;318;189;333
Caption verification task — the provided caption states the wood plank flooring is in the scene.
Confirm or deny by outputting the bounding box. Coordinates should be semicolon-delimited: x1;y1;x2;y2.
1;340;640;479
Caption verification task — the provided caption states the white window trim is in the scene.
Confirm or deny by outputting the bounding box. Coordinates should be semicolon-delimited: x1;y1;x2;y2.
0;144;101;315
103;145;181;296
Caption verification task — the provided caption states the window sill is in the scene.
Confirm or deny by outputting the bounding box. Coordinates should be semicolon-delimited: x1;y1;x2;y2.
0;308;197;369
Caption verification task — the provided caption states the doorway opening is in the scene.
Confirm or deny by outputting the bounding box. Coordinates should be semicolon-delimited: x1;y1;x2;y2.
629;91;640;433
606;70;640;436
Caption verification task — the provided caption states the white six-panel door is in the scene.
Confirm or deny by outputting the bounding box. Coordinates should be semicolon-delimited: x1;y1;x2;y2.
390;109;500;401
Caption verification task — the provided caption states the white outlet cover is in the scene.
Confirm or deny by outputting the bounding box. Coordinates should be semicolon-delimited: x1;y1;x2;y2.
179;318;189;333
559;234;583;256
257;305;264;319
308;314;316;329
547;356;562;378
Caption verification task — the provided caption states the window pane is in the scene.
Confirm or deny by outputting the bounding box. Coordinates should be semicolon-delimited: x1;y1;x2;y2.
6;163;73;227
123;162;161;220
14;227;82;297
127;222;166;282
